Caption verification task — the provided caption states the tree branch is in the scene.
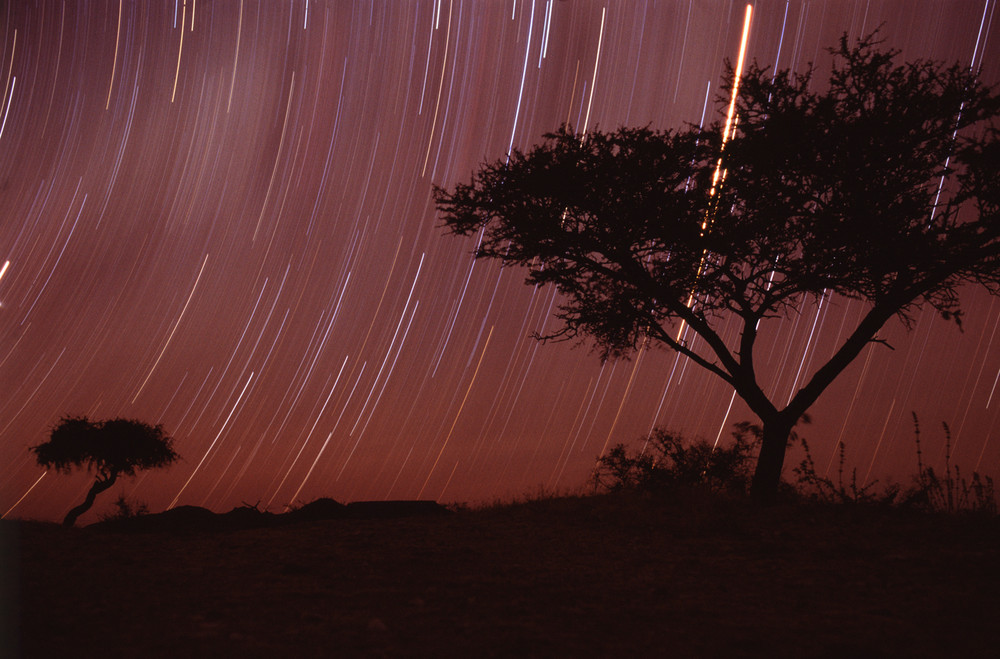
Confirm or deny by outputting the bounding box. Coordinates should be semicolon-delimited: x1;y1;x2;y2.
785;299;902;421
644;318;735;385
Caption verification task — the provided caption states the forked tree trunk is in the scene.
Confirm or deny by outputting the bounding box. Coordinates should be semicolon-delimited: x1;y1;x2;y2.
62;472;118;527
749;417;795;502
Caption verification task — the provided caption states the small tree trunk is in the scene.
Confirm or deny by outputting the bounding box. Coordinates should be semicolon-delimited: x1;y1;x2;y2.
62;472;117;527
750;418;794;502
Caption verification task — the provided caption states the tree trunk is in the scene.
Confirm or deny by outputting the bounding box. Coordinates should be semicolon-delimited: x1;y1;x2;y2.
62;472;117;527
749;418;794;502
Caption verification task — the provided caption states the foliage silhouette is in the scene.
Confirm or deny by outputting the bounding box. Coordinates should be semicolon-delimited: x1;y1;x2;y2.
435;32;1000;500
98;494;150;522
31;416;179;527
592;425;760;495
907;414;997;514
793;436;901;506
790;413;996;513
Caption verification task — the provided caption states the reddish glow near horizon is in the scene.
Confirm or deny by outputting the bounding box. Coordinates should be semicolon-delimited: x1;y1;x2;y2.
1;1;999;523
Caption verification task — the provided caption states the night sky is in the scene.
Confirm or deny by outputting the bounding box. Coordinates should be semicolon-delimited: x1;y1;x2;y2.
2;0;999;523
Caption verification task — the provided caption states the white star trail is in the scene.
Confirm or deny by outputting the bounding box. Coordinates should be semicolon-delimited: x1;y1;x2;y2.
0;1;997;523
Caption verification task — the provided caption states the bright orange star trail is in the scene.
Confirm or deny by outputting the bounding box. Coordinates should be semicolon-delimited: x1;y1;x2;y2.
1;1;998;523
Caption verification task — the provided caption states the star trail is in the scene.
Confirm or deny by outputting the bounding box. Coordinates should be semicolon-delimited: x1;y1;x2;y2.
2;1;999;522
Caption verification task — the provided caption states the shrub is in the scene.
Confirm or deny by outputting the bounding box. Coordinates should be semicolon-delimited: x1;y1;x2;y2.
593;416;997;516
592;424;760;495
99;494;149;522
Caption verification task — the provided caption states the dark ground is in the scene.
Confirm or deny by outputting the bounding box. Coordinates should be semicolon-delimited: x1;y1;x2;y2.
5;491;999;658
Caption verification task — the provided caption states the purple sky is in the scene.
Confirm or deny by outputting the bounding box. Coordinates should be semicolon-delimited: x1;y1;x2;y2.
2;0;999;523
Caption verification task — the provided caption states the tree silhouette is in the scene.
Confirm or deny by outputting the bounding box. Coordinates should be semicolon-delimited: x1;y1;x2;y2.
434;33;1000;500
31;416;179;526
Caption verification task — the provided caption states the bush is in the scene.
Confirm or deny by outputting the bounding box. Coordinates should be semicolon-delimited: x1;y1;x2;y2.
592;424;760;495
99;494;149;522
594;416;997;515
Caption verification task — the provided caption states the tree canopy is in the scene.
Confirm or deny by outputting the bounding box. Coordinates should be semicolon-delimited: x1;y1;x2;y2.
32;416;179;525
434;33;1000;499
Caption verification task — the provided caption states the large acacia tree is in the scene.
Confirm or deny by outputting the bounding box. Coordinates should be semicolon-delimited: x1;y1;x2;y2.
434;34;1000;499
32;416;179;526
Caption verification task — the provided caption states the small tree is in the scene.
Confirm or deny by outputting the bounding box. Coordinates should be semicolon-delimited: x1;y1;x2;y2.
434;33;1000;500
31;416;179;526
